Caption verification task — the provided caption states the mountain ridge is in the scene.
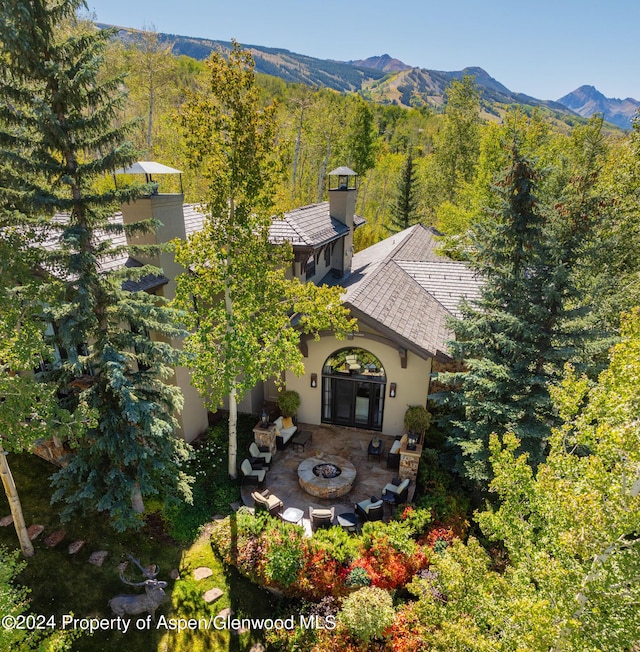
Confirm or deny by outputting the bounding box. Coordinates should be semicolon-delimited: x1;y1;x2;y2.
556;85;639;129
99;24;636;128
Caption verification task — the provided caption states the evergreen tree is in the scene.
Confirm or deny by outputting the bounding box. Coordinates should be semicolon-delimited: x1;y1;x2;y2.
386;149;419;233
442;140;591;482
0;0;191;530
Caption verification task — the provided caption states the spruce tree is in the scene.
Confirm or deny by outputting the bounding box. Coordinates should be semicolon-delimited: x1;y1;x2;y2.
443;141;590;482
386;149;418;233
0;0;191;529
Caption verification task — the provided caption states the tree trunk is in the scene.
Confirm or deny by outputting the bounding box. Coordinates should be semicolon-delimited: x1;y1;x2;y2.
131;482;145;514
0;442;34;557
228;381;238;479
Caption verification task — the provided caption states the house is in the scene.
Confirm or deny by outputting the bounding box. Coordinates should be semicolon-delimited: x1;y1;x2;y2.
45;164;480;443
278;169;482;436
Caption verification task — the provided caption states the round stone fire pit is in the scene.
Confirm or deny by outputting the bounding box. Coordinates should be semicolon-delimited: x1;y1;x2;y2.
298;454;356;499
313;463;341;479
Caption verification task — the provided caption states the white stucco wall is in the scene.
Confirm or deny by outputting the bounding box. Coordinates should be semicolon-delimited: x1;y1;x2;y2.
285;332;432;437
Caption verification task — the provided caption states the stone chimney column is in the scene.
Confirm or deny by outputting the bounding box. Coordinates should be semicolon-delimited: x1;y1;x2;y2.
328;167;358;278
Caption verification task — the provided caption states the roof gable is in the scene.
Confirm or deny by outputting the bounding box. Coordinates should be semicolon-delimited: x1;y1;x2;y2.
343;224;482;358
269;202;365;249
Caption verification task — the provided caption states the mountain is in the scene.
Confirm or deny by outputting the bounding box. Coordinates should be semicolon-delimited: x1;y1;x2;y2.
100;25;624;128
557;85;639;129
348;54;411;73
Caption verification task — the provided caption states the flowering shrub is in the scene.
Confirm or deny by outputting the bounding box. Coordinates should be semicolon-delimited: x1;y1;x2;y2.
339;586;395;643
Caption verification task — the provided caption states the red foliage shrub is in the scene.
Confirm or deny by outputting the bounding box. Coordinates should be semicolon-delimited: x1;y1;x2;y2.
294;546;349;600
385;603;430;652
349;538;429;590
421;524;455;550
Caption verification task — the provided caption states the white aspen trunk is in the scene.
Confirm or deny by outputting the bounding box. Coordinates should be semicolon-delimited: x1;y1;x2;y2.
228;381;238;479
0;443;34;557
147;76;154;151
131;482;145;514
317;132;332;203
225;196;238;479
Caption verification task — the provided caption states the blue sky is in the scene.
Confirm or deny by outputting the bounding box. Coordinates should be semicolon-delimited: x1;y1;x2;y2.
87;0;637;102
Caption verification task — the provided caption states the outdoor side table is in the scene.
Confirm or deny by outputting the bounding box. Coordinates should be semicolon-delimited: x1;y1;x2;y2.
381;492;396;517
337;512;358;533
280;507;304;526
367;439;384;462
292;430;312;452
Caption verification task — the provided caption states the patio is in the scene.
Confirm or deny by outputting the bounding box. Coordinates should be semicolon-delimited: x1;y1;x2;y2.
241;423;411;533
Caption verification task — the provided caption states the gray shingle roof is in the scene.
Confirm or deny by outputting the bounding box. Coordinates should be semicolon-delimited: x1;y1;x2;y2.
44;212;169;291
343;224;482;358
269;202;365;249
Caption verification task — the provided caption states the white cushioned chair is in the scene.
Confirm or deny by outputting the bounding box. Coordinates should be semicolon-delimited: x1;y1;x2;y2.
382;478;411;504
252;489;283;516
241;458;266;485
249;442;272;466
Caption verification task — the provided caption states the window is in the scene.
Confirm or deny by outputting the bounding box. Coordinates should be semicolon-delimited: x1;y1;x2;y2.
305;253;316;280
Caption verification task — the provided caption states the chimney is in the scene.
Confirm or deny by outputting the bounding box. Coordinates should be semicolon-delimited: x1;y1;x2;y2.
328;166;358;277
117;162;185;300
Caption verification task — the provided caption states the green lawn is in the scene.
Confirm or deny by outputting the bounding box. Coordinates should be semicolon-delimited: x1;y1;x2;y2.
0;451;279;652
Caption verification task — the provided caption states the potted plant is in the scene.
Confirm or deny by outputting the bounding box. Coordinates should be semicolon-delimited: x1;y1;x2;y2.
403;405;431;448
277;389;301;418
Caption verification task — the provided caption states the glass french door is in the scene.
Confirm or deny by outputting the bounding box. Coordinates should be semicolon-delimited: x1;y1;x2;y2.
323;376;385;430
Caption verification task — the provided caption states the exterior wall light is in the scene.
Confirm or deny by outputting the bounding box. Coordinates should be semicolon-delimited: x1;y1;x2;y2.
389;382;397;398
310;373;318;388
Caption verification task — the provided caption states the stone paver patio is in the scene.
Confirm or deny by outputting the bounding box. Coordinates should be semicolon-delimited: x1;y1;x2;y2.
241;423;406;532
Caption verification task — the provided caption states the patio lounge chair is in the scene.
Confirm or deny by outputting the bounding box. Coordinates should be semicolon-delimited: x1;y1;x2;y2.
249;442;272;467
381;478;411;505
252;489;283;516
240;458;266;485
355;497;384;522
309;506;335;531
386;436;402;469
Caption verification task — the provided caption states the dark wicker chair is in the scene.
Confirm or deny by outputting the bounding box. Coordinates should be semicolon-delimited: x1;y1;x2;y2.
381;478;411;505
386;436;402;469
252;489;283;516
309;506;335;531
355;498;384;522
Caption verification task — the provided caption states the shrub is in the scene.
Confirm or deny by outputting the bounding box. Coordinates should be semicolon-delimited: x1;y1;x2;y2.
404;405;431;435
339;586;395;643
295;547;348;600
311;526;360;564
277;389;301;417
164;415;259;540
263;527;305;588
385;603;429;652
345;566;371;588
396;505;433;537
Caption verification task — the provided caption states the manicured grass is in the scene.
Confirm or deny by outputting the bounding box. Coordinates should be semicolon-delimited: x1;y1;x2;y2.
0;435;277;652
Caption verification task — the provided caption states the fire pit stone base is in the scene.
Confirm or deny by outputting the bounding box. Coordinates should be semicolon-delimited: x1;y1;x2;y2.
298;454;356;499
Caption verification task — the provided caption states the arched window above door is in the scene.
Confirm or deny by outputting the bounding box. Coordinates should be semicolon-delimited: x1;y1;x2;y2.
322;348;386;381
321;348;386;430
